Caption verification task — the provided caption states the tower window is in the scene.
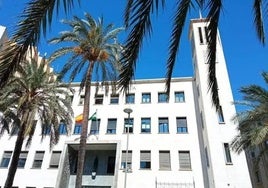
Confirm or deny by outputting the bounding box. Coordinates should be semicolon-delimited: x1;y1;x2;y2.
198;27;204;44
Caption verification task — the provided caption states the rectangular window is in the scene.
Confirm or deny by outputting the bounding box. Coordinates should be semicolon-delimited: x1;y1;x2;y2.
18;151;28;168
198;27;204;44
79;95;85;105
49;151;61;168
110;94;119;104
176;117;188;133
179;151;191;170
0;151;12;168
158;118;169;133
159;151;171;170
42;124;51;135
140;151;151;169
95;94;104;104
175;92;185;102
124;118;133;133
59;122;67;135
224;143;232;164
204;26;209;43
142;93;151;103
141;118;151;133
73;123;82;134
90;119;100;134
121;150;132;170
218;106;225;123
107;118;117;134
126;93;135;104
32;151;45;168
205;147;210;167
158;92;168;103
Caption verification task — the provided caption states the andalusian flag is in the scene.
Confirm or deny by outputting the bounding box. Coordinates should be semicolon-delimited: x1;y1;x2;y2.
75;111;97;123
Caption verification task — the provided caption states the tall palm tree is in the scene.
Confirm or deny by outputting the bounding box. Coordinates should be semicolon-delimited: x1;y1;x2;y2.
231;72;268;157
48;12;123;187
0;0;267;110
0;49;73;188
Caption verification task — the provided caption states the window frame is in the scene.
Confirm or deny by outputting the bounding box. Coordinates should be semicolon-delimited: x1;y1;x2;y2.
158;92;168;103
158;118;169;133
141;93;151;103
124;118;134;133
141;118;151;133
110;94;119;104
107;118;117;134
159;151;171;170
176;117;188;133
73;123;82;134
125;93;135;104
90;119;101;134
94;94;104;105
178;151;192;170
140;150;151;169
175;91;185;103
223;143;232;164
32;151;45;168
17;151;28;168
0;151;12;168
49;151;61;168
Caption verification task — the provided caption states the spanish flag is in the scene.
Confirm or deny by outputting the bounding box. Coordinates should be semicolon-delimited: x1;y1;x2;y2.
75;111;97;123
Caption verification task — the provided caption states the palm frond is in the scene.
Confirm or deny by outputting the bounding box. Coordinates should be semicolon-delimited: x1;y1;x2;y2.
165;0;192;96
119;0;163;93
0;0;79;89
206;0;222;110
253;0;265;45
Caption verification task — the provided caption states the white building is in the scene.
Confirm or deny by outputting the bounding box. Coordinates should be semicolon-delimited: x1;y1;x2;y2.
0;19;252;188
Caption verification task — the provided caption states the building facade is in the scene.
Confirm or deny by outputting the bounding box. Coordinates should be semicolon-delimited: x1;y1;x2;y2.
0;19;252;188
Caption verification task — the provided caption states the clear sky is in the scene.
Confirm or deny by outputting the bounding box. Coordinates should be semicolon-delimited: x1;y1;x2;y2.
0;0;268;109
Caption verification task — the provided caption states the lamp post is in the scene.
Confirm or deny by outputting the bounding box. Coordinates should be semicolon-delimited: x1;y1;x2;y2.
123;108;133;188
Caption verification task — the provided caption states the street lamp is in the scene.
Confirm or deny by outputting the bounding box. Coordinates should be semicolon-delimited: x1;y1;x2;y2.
123;108;133;188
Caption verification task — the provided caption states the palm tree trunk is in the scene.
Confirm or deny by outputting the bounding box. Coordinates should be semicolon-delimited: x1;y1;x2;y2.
4;122;26;188
75;61;95;188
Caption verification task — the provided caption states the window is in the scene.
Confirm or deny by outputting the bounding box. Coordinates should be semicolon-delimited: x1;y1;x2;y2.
140;151;151;169
224;143;232;164
95;94;104;104
49;151;61;168
142;93;151;103
58;122;67;135
198;27;204;44
176;117;188;133
73;123;82;134
179;151;191;170
110;94;119;104
218;106;225;123
126;93;135;104
79;95;85;105
175;92;185;102
158;118;169;133
121;150;132;170
90;119;100;134
205;147;210;167
141;118;151;133
204;26;209;43
107;156;115;174
18;151;28;168
42;125;51;135
32;151;45;168
158;92;168;103
124;118;133;133
0;151;12;167
107;118;117;134
159;151;171;170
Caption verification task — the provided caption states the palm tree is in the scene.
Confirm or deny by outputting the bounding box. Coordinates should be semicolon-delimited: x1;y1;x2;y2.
0;49;73;188
0;1;267;110
231;72;268;158
48;12;123;188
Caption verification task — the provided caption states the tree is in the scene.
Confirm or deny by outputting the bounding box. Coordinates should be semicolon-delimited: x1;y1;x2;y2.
0;49;73;188
231;72;268;158
48;12;123;188
0;0;267;111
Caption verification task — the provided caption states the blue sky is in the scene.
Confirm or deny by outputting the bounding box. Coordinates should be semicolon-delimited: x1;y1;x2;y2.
0;0;268;107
